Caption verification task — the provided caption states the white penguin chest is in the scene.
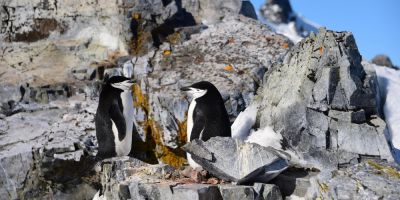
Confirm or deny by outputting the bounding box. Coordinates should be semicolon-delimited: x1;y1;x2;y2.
187;100;196;142
112;91;134;156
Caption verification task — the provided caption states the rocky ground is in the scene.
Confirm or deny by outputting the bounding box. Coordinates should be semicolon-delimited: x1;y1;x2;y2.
0;0;399;200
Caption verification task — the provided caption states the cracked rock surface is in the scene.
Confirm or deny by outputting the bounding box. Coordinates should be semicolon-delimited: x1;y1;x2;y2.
254;28;392;170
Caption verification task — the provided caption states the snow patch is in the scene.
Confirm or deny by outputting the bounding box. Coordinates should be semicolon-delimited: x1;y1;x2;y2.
260;11;319;43
245;126;282;150
231;105;283;150
231;105;257;140
374;65;400;163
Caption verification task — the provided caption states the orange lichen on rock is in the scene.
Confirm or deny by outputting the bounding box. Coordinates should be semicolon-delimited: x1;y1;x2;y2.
178;119;187;144
227;37;235;44
282;42;289;49
319;46;324;55
132;83;187;168
224;64;234;71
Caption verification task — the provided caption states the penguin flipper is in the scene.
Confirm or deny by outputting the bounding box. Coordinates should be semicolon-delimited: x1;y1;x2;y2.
109;102;126;141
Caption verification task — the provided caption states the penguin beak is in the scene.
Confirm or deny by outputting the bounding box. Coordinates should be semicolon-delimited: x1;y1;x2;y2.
180;86;191;91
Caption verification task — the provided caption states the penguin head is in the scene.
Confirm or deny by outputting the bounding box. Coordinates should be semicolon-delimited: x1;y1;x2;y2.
105;76;135;91
180;81;220;100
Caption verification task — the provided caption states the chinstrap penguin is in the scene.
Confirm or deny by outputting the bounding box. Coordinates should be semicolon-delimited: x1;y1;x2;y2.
181;81;231;168
95;76;135;159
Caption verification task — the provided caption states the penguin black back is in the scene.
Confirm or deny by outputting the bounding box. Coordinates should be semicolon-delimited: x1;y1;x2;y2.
95;76;134;159
181;81;231;141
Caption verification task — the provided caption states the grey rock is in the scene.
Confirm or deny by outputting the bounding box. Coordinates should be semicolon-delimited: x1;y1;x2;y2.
256;28;392;169
183;137;289;183
97;156;284;200
253;183;282;200
173;184;223;200
315;161;400;200
240;1;258;20
219;185;255;200
372;54;394;68
182;0;256;24
0;98;99;199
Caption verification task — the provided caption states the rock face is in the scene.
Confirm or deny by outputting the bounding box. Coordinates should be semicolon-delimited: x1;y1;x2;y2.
1;0;398;199
0;97;99;199
316;160;400;199
183;137;289;184
0;0;131;86
0;0;284;167
0;0;258;112
128;16;291;167
255;28;392;169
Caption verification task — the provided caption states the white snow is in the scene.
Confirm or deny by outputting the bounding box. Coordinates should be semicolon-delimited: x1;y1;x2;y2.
231;105;258;140
231;105;282;149
260;11;319;44
374;65;400;163
245;126;283;150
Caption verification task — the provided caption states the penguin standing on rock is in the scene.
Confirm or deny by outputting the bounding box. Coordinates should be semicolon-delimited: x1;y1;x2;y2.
181;81;231;168
95;76;135;159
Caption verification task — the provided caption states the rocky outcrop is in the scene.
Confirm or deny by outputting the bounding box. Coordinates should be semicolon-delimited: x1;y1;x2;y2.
97;156;283;200
315;160;400;199
183;137;289;184
0;97;99;199
0;0;258;109
372;54;396;69
126;16;291;167
1;0;398;199
0;0;277;167
255;28;392;169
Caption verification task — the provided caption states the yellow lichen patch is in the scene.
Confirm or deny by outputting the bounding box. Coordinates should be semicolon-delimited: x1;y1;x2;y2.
367;160;400;179
132;83;187;168
317;180;329;193
167;32;181;44
177;119;187;144
163;50;172;56
224;64;234;71
319;47;324;55
129;13;152;56
282;42;289;49
132;12;141;20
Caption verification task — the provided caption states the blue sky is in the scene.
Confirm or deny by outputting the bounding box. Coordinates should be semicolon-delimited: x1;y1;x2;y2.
251;0;400;66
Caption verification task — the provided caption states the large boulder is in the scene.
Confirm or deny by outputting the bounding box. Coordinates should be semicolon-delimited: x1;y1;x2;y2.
182;137;289;184
255;28;392;169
